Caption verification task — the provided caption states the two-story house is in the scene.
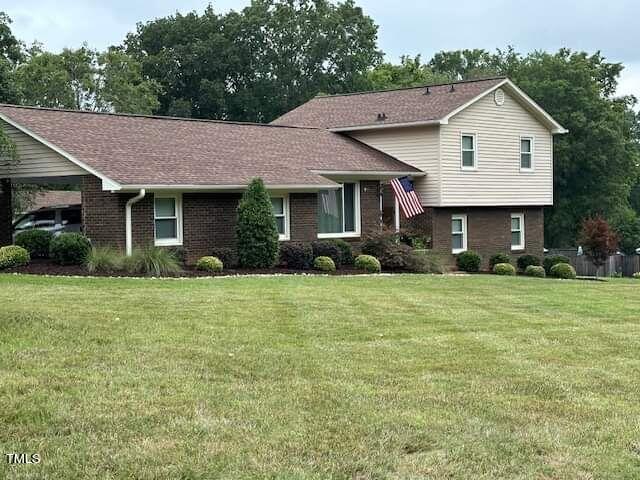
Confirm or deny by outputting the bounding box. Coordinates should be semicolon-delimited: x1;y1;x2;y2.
0;77;565;266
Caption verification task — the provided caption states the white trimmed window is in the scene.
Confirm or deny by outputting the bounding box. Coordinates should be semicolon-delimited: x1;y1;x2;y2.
154;194;183;246
317;182;360;238
520;136;534;171
451;214;467;254
511;213;525;250
461;133;477;169
271;196;290;241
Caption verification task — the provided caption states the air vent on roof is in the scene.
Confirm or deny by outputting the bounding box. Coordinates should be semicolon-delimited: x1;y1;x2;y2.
450;84;455;92
424;87;430;95
494;88;505;106
376;112;387;121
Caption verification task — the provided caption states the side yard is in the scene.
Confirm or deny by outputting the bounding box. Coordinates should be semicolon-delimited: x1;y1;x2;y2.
1;274;639;479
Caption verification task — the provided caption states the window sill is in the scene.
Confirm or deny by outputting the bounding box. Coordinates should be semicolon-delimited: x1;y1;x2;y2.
155;239;183;247
317;232;360;240
452;249;466;255
278;235;290;242
511;247;525;252
519;168;535;173
460;166;477;172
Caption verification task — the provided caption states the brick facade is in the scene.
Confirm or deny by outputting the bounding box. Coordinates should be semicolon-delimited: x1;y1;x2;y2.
0;179;12;246
80;176;385;264
431;206;544;269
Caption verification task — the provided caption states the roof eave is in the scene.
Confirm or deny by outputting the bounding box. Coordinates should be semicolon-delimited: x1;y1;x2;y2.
329;119;443;133
115;183;342;193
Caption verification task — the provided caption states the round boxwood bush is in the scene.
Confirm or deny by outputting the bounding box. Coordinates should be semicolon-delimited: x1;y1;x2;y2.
313;256;336;272
49;233;91;265
493;262;516;276
544;255;570;274
279;242;313;270
456;250;481;272
550;262;576;279
517;254;541;271
525;265;546;278
0;245;30;269
311;241;343;267
489;253;511;269
354;254;381;273
196;256;224;273
14;229;53;258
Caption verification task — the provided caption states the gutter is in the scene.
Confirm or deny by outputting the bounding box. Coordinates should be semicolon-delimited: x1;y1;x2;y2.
125;189;145;256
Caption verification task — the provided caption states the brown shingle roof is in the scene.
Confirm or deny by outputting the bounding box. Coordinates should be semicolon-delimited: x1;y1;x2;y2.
271;77;507;129
0;105;420;188
31;191;81;210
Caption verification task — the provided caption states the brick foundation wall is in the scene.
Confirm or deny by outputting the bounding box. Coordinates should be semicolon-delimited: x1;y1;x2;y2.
0;179;12;246
431;206;545;269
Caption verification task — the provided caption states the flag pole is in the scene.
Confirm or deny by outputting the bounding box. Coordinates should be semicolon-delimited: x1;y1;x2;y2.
394;197;400;232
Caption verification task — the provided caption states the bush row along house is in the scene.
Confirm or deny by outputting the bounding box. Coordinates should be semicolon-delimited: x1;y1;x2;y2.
0;77;566;266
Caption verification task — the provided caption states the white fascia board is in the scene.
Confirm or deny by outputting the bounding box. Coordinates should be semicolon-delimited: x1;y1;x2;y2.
312;170;426;179
329;119;443;133
0;112;122;189
117;183;341;193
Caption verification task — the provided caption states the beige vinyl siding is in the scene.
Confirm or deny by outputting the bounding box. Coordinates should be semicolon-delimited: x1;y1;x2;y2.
350;125;440;205
440;89;553;206
0;120;87;178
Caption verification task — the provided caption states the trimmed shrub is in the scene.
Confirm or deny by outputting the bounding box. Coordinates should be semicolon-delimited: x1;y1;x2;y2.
354;254;381;273
311;241;343;267
405;250;444;274
525;265;546;278
211;247;238;269
489;253;511;269
14;229;53;258
544;255;571;274
517;254;541;271
456;250;481;272
330;239;353;265
493;262;516;276
550;262;576;279
236;178;279;268
123;246;182;276
196;256;224;273
85;247;124;273
313;256;336;272
361;228;412;270
49;233;91;265
279;243;313;270
0;245;30;269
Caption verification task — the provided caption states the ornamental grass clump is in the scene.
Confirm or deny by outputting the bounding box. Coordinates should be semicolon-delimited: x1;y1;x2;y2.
85;247;124;273
123;246;182;276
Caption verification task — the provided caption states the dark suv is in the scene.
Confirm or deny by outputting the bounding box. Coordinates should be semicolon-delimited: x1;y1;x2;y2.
12;205;82;241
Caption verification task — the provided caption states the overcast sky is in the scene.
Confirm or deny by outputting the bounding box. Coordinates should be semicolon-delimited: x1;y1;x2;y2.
3;0;639;101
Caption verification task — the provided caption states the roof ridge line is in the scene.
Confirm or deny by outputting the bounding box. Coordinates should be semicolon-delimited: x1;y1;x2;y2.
314;76;508;99
0;103;324;131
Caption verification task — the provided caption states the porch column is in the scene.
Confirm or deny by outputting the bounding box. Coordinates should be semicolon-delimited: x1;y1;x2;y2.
0;179;12;246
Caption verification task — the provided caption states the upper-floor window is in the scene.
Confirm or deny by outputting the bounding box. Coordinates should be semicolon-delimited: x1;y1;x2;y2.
154;194;182;246
451;214;468;254
317;182;360;238
461;134;476;170
271;196;290;241
511;213;525;250
520;136;534;171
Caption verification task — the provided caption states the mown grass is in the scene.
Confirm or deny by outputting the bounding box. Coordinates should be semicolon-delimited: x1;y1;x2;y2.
1;273;639;479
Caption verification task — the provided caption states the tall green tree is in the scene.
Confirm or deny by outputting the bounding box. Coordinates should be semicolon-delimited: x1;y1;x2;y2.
0;12;23;103
125;0;382;122
366;55;447;90
15;44;160;113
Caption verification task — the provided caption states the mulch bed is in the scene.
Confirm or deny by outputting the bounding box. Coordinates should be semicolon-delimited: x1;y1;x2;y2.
4;258;373;278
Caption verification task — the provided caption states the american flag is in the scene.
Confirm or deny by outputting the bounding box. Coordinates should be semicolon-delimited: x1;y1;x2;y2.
390;177;424;218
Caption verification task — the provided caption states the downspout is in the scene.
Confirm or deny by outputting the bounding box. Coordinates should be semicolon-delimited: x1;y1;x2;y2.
125;189;146;256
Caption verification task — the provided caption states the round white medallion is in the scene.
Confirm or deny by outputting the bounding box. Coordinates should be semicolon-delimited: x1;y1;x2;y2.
494;88;505;106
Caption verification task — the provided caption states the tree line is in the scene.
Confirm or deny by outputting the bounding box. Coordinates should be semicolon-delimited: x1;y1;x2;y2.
0;1;639;250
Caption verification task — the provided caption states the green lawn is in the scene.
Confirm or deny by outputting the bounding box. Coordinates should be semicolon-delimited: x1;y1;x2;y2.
1;273;639;479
